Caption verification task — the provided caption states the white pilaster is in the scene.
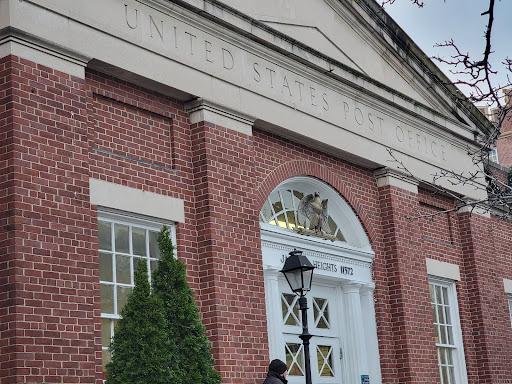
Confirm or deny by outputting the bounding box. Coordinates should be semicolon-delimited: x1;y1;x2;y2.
264;267;283;360
360;285;382;384
341;283;368;384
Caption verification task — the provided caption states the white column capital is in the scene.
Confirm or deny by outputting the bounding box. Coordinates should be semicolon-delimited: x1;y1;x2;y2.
264;266;280;280
341;282;362;294
360;284;376;296
184;98;255;136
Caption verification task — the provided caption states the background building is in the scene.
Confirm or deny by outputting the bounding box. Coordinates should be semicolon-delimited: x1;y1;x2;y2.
1;0;512;383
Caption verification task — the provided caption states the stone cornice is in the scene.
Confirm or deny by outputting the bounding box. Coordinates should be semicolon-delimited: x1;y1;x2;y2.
353;0;494;136
168;0;490;137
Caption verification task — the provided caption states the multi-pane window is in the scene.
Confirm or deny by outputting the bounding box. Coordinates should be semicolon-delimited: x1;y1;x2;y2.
99;212;170;369
508;295;512;328
260;188;346;242
429;279;467;384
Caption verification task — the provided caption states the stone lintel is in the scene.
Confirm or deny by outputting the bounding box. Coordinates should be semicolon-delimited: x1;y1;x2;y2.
89;178;185;223
426;258;461;281
504;278;512;294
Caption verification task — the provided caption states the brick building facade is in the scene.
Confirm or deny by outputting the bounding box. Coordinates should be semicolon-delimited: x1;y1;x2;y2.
1;1;512;384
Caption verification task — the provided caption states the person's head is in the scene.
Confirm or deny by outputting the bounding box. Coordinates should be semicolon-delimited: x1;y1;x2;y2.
268;359;288;378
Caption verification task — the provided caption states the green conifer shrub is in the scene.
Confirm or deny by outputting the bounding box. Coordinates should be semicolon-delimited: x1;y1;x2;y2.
106;258;173;384
152;226;222;384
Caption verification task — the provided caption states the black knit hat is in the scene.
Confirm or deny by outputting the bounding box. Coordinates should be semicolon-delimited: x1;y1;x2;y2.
269;359;288;375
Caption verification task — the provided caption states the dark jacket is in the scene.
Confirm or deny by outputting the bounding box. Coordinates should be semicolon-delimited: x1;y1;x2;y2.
263;371;288;384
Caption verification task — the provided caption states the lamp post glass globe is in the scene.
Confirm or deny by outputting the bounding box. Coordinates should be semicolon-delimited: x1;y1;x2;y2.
280;249;314;295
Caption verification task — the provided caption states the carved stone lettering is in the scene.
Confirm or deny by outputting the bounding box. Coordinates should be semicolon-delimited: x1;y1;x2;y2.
354;107;363;126
125;5;138;29
122;3;451;164
310;87;317;106
253;62;261;82
222;48;234;70
185;31;196;55
205;40;214;63
149;15;164;42
322;93;329;111
282;76;292;96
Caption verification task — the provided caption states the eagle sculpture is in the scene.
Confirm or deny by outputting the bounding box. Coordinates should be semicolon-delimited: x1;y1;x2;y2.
297;192;330;233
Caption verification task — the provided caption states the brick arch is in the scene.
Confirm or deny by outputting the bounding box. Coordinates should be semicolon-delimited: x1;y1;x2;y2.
255;160;377;245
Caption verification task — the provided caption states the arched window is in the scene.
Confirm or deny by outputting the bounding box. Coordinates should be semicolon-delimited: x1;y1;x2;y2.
259;188;346;242
259;176;370;250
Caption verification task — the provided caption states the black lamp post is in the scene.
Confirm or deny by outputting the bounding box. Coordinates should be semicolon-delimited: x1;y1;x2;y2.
280;249;315;384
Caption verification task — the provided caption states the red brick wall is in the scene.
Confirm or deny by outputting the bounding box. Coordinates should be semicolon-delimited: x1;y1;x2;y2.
251;132;400;382
496;109;512;167
3;54;512;384
0;55;16;382
86;70;269;383
462;213;512;383
190;121;267;383
0;55;99;383
378;185;439;383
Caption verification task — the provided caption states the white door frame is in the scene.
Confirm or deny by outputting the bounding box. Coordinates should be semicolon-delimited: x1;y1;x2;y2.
262;226;382;384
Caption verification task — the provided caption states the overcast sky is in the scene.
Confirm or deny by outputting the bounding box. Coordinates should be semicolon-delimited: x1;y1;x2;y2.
384;0;511;105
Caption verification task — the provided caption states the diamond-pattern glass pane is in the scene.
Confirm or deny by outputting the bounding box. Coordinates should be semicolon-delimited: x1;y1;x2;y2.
285;343;304;376
282;293;300;326
317;345;334;377
313;297;330;329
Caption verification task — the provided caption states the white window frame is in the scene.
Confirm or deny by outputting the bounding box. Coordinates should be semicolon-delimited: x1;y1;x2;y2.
489;146;499;164
508;295;512;328
429;276;468;384
98;209;175;368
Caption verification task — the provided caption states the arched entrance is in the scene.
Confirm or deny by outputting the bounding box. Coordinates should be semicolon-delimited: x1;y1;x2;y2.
260;176;382;384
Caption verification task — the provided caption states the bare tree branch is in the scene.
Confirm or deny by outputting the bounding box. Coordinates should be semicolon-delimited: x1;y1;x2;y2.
386;149;512;226
381;0;425;8
381;1;512;228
